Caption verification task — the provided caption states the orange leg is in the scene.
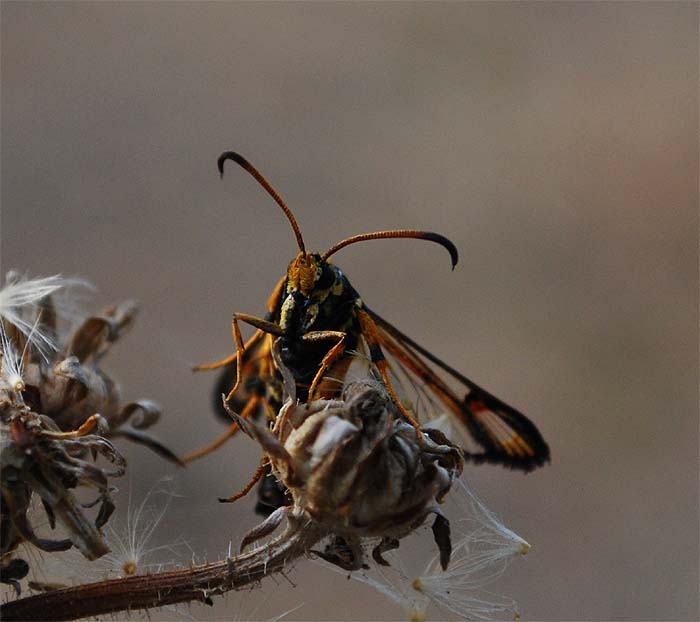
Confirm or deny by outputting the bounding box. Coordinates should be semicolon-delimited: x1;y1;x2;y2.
314;355;353;399
193;329;264;372
266;276;286;313
224;313;283;404
356;308;422;437
194;275;286;373
303;330;346;401
219;458;268;504
182;396;261;463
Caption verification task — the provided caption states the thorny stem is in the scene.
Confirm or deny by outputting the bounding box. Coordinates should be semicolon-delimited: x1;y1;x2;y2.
0;514;326;621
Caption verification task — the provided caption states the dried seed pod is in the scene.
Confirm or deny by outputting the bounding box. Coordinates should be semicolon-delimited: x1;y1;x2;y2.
228;353;463;571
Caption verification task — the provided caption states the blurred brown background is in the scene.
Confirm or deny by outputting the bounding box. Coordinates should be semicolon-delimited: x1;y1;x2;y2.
2;2;698;620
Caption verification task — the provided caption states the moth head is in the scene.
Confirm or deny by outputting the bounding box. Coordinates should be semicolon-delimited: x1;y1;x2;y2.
288;252;319;296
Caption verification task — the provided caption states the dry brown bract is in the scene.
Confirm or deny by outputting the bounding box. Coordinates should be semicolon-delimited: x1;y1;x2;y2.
18;297;173;459
227;343;464;572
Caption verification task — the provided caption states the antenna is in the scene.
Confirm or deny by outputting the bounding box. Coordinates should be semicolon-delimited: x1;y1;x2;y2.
218;152;306;254
322;230;458;270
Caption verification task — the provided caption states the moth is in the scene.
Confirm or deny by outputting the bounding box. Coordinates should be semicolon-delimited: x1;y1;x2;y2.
190;152;549;504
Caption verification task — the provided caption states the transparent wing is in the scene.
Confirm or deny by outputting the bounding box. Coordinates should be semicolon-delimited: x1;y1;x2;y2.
366;307;550;472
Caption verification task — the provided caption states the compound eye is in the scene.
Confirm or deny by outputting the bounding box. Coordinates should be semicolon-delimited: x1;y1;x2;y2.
316;265;335;290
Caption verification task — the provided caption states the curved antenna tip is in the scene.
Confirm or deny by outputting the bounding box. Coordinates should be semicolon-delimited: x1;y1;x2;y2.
443;237;459;270
215;150;306;254
217;151;246;179
423;232;459;269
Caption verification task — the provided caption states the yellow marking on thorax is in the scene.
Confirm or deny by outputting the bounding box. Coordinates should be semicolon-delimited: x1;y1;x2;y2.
331;277;344;296
279;294;296;330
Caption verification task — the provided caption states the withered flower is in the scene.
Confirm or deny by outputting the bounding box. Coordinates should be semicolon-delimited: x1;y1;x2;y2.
0;272;181;462
0;273;179;595
225;343;464;572
19;295;174;460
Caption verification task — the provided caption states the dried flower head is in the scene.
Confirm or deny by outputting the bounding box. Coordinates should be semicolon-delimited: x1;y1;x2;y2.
225;342;463;572
0;271;180;463
0;272;179;594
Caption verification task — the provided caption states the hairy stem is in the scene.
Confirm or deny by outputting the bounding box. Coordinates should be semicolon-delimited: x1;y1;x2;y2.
1;516;325;621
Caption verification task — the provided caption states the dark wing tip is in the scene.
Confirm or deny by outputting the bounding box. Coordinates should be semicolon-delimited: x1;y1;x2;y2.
462;391;550;472
463;449;551;473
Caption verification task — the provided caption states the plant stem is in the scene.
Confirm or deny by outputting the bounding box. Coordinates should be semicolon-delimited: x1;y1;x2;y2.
1;517;325;621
